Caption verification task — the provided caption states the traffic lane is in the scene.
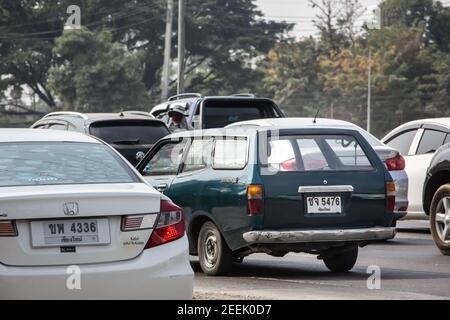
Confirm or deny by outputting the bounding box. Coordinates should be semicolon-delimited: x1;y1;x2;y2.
192;231;450;300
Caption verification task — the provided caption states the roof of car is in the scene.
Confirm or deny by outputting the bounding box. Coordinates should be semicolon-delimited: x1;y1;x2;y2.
226;118;355;128
407;117;450;127
83;113;153;119
381;117;450;141
386;117;450;132
42;112;156;122
166;125;362;140
0;129;101;143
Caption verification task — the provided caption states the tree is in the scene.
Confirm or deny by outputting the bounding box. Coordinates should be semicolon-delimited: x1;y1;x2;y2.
0;0;66;110
259;38;323;117
0;0;290;113
48;28;149;112
380;0;450;52
179;0;290;96
260;0;450;137
309;0;364;53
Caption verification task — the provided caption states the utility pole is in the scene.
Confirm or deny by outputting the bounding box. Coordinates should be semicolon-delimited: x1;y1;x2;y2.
367;50;372;133
161;0;174;101
177;0;186;95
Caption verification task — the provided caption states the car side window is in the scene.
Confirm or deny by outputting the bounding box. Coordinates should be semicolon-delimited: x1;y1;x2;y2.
142;141;186;176
416;130;447;155
385;129;417;156
213;137;248;170
182;138;213;173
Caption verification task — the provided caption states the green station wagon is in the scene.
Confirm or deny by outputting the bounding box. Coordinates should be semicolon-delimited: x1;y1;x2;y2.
137;126;397;275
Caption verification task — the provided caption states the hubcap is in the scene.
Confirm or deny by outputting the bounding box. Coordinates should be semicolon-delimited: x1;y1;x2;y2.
204;232;218;268
435;197;450;243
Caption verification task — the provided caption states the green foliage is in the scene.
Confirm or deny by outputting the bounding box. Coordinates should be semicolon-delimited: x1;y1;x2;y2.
381;0;450;52
259;0;450;137
0;0;289;114
48;28;149;112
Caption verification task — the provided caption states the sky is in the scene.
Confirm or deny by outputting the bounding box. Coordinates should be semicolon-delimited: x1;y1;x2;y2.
256;0;450;38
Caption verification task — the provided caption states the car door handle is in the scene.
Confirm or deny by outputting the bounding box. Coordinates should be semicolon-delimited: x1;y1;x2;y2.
156;183;168;192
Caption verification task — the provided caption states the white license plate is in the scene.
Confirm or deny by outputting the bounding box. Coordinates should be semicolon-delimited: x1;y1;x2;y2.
306;196;342;214
30;218;110;248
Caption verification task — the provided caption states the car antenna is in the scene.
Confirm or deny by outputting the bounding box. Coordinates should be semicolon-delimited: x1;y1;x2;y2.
312;105;321;124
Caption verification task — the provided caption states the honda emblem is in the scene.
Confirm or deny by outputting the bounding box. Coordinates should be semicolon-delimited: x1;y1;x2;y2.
63;202;79;216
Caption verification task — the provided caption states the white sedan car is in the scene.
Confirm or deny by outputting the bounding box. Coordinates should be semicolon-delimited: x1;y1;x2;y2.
0;129;193;299
382;118;450;219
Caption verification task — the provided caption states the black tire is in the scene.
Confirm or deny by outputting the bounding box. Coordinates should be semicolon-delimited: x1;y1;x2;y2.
429;184;450;256
197;221;233;276
323;245;358;272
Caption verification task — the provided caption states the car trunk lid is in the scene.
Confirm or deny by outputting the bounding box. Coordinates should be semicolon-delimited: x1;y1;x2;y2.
0;183;160;266
258;129;389;230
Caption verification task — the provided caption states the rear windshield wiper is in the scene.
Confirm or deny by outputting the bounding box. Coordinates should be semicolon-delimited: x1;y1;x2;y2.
112;139;141;145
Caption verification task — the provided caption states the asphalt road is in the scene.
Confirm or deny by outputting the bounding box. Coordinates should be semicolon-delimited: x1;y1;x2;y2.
192;220;450;300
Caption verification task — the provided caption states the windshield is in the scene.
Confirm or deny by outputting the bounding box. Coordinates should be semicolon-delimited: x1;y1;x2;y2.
89;121;169;145
0;142;138;187
203;100;280;129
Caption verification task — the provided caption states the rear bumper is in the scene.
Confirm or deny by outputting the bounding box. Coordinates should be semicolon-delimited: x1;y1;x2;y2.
243;227;396;244
390;169;409;213
393;211;408;221
0;235;194;300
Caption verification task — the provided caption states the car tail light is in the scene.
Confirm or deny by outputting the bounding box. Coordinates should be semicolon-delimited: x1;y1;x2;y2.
121;214;158;231
280;159;297;171
384;154;405;171
145;200;185;249
247;184;263;215
386;181;396;213
0;220;17;236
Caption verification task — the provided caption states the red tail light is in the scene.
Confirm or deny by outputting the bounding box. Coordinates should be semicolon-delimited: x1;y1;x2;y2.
247;185;263;215
386;181;396;213
384;154;405;171
280;158;297;171
145;200;185;249
0;220;17;236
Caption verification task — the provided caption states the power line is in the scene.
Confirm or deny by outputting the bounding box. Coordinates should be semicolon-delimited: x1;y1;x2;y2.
0;2;162;30
0;2;164;37
0;15;165;42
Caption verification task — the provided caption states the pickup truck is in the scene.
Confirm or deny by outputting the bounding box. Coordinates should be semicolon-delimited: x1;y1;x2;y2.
150;93;285;129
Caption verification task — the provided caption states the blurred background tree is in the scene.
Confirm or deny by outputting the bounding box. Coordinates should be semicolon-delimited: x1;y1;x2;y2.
0;0;449;136
48;28;149;112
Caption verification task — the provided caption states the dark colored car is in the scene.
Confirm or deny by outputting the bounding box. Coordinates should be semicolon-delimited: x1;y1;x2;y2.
150;93;285;129
423;142;450;255
137;126;396;276
31;111;170;166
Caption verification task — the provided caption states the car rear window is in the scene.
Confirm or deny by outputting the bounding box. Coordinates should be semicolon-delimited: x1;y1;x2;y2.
265;135;373;172
203;100;280;128
89;120;169;145
0;142;138;187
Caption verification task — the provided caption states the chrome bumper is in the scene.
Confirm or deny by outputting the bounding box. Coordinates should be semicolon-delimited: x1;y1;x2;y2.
243;227;396;244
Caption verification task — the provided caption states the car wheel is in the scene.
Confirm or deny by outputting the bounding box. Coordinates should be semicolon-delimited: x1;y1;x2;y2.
198;221;233;276
429;184;450;256
323;245;358;272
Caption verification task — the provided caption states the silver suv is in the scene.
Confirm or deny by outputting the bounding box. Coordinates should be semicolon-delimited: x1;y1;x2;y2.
31;111;170;166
